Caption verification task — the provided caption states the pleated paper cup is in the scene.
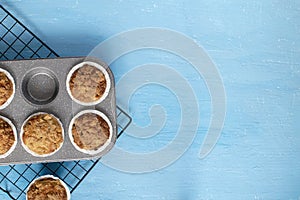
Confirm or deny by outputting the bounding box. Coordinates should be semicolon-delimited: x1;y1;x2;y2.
0;115;17;159
20;112;64;157
26;175;70;200
0;68;15;110
66;61;111;106
69;109;113;155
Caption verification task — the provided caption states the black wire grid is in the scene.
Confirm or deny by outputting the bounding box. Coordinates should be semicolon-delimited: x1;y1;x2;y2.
0;5;132;200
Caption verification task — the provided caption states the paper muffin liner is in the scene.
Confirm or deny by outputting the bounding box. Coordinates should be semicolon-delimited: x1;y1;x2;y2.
20;112;64;157
68;109;113;155
0;115;17;159
26;175;70;200
0;68;15;110
66;61;111;106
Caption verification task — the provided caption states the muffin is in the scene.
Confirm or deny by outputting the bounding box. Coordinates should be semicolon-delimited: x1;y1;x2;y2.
0;68;15;109
21;112;64;157
0;116;17;159
66;61;110;105
69;110;112;155
26;175;70;200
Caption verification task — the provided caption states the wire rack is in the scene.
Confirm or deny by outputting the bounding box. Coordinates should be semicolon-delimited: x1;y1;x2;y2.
0;5;132;200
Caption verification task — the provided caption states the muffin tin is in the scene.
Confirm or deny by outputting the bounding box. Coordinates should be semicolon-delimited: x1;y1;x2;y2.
0;57;117;165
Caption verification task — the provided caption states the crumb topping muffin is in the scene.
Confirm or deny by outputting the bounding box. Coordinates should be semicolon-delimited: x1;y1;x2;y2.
22;113;63;156
0;71;14;107
72;112;110;151
0;118;15;156
69;64;107;103
27;177;68;200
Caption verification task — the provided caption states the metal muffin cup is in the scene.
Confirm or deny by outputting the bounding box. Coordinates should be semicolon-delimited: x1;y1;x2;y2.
68;109;113;155
0;115;17;159
20;112;64;157
26;175;71;200
66;61;111;106
0;68;15;110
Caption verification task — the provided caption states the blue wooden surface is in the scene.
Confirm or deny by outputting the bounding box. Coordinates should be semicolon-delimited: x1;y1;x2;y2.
0;0;300;199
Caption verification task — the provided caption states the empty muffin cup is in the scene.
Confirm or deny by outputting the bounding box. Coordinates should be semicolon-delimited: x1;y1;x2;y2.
0;115;17;159
66;61;111;106
26;175;70;200
0;68;15;109
21;112;64;157
69;110;113;155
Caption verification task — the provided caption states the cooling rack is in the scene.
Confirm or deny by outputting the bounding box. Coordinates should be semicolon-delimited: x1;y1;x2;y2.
0;5;132;200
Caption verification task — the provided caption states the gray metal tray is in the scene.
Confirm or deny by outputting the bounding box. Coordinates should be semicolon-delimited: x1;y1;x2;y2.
0;57;117;165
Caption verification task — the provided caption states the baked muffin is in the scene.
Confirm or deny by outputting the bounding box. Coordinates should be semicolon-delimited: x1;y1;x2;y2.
0;116;17;158
0;68;15;109
27;175;70;200
69;110;112;154
67;61;110;105
21;113;64;156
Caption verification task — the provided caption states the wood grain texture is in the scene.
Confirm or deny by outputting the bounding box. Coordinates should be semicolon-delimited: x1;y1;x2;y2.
0;0;299;199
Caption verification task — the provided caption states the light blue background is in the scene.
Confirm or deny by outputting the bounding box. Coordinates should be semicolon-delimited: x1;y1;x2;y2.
0;0;300;199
